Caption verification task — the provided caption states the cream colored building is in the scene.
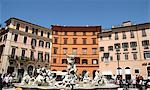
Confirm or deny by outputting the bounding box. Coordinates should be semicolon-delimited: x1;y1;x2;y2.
0;18;52;79
98;21;150;80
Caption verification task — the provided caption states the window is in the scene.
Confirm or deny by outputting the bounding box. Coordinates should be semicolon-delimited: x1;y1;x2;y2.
35;29;38;35
122;43;128;48
53;58;56;63
11;48;16;57
31;39;36;46
14;34;18;42
130;30;134;38
41;31;43;36
130;42;137;48
64;38;67;44
45;42;50;48
64;32;67;35
101;57;104;61
100;47;104;52
74;32;76;36
144;51;150;59
63;48;67;55
75;57;80;64
142;40;149;46
135;69;139;73
82;48;87;55
62;59;67;64
100;36;103;40
82;59;88;64
109;35;111;39
16;23;20;30
30;51;34;60
32;28;35;34
115;32;118;40
133;53;137;60
73;38;77;45
117;54;120;61
83;32;86;36
93;32;96;35
92;48;97;55
110;56;113;61
39;40;44;47
114;43;120;49
25;26;28;32
3;34;7;41
83;38;86;45
23;37;27;44
72;48;77;55
108;46;113;51
122;32;126;39
47;32;50;38
54;38;58;44
124;54;128;60
38;52;43;61
92;38;96;44
54;47;58;54
142;29;146;37
45;53;49;62
21;49;26;57
55;31;58;35
92;59;98;64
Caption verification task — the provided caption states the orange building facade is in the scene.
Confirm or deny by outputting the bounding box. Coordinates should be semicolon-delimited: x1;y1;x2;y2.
51;25;101;78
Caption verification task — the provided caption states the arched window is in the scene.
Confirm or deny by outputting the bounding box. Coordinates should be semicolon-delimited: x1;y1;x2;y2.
31;39;36;46
39;40;44;47
45;42;50;48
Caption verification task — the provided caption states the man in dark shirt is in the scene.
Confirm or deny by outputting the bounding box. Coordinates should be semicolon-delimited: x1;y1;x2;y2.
0;74;3;90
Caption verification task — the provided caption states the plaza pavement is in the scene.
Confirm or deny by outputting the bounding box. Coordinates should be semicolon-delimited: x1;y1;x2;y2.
2;87;140;90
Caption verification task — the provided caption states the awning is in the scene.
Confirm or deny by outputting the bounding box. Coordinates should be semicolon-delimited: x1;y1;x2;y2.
102;71;112;75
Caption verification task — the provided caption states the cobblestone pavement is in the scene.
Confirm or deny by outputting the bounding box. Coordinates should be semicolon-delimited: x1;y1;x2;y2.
2;87;142;90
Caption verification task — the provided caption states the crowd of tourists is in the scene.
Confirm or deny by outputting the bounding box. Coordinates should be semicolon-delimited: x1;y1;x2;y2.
115;75;150;89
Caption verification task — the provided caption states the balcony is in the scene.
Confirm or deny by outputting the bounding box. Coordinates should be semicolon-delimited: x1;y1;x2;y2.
8;55;19;61
8;55;31;62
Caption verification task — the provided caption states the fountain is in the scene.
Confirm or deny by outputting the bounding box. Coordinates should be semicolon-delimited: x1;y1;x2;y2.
14;54;119;90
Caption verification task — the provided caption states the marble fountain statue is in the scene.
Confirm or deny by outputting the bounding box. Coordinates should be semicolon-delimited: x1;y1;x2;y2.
14;54;119;90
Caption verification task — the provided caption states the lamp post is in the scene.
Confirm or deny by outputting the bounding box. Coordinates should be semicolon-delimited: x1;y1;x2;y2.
116;51;120;78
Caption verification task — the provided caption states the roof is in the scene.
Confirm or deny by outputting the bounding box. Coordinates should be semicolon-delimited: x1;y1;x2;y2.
5;17;49;30
51;25;101;32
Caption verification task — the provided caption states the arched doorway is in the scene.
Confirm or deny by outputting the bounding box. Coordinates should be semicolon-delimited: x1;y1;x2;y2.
147;66;150;76
125;67;131;80
27;65;33;76
93;70;97;79
116;67;122;79
18;68;24;83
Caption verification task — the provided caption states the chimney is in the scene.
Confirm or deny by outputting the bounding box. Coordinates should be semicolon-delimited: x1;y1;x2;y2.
122;21;132;26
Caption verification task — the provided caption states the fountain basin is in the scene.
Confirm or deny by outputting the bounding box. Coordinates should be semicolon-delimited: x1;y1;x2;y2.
14;83;119;90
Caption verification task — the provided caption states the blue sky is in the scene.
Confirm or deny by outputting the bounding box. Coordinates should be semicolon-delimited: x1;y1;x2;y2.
0;0;150;29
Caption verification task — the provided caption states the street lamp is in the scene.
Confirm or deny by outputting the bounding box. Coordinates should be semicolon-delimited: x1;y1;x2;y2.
116;50;120;78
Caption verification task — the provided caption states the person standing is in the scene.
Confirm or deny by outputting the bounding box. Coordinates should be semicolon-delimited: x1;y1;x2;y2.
0;74;3;90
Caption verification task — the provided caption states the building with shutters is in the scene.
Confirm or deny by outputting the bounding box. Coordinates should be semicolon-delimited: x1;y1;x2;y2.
98;21;150;79
51;25;101;78
0;18;52;79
